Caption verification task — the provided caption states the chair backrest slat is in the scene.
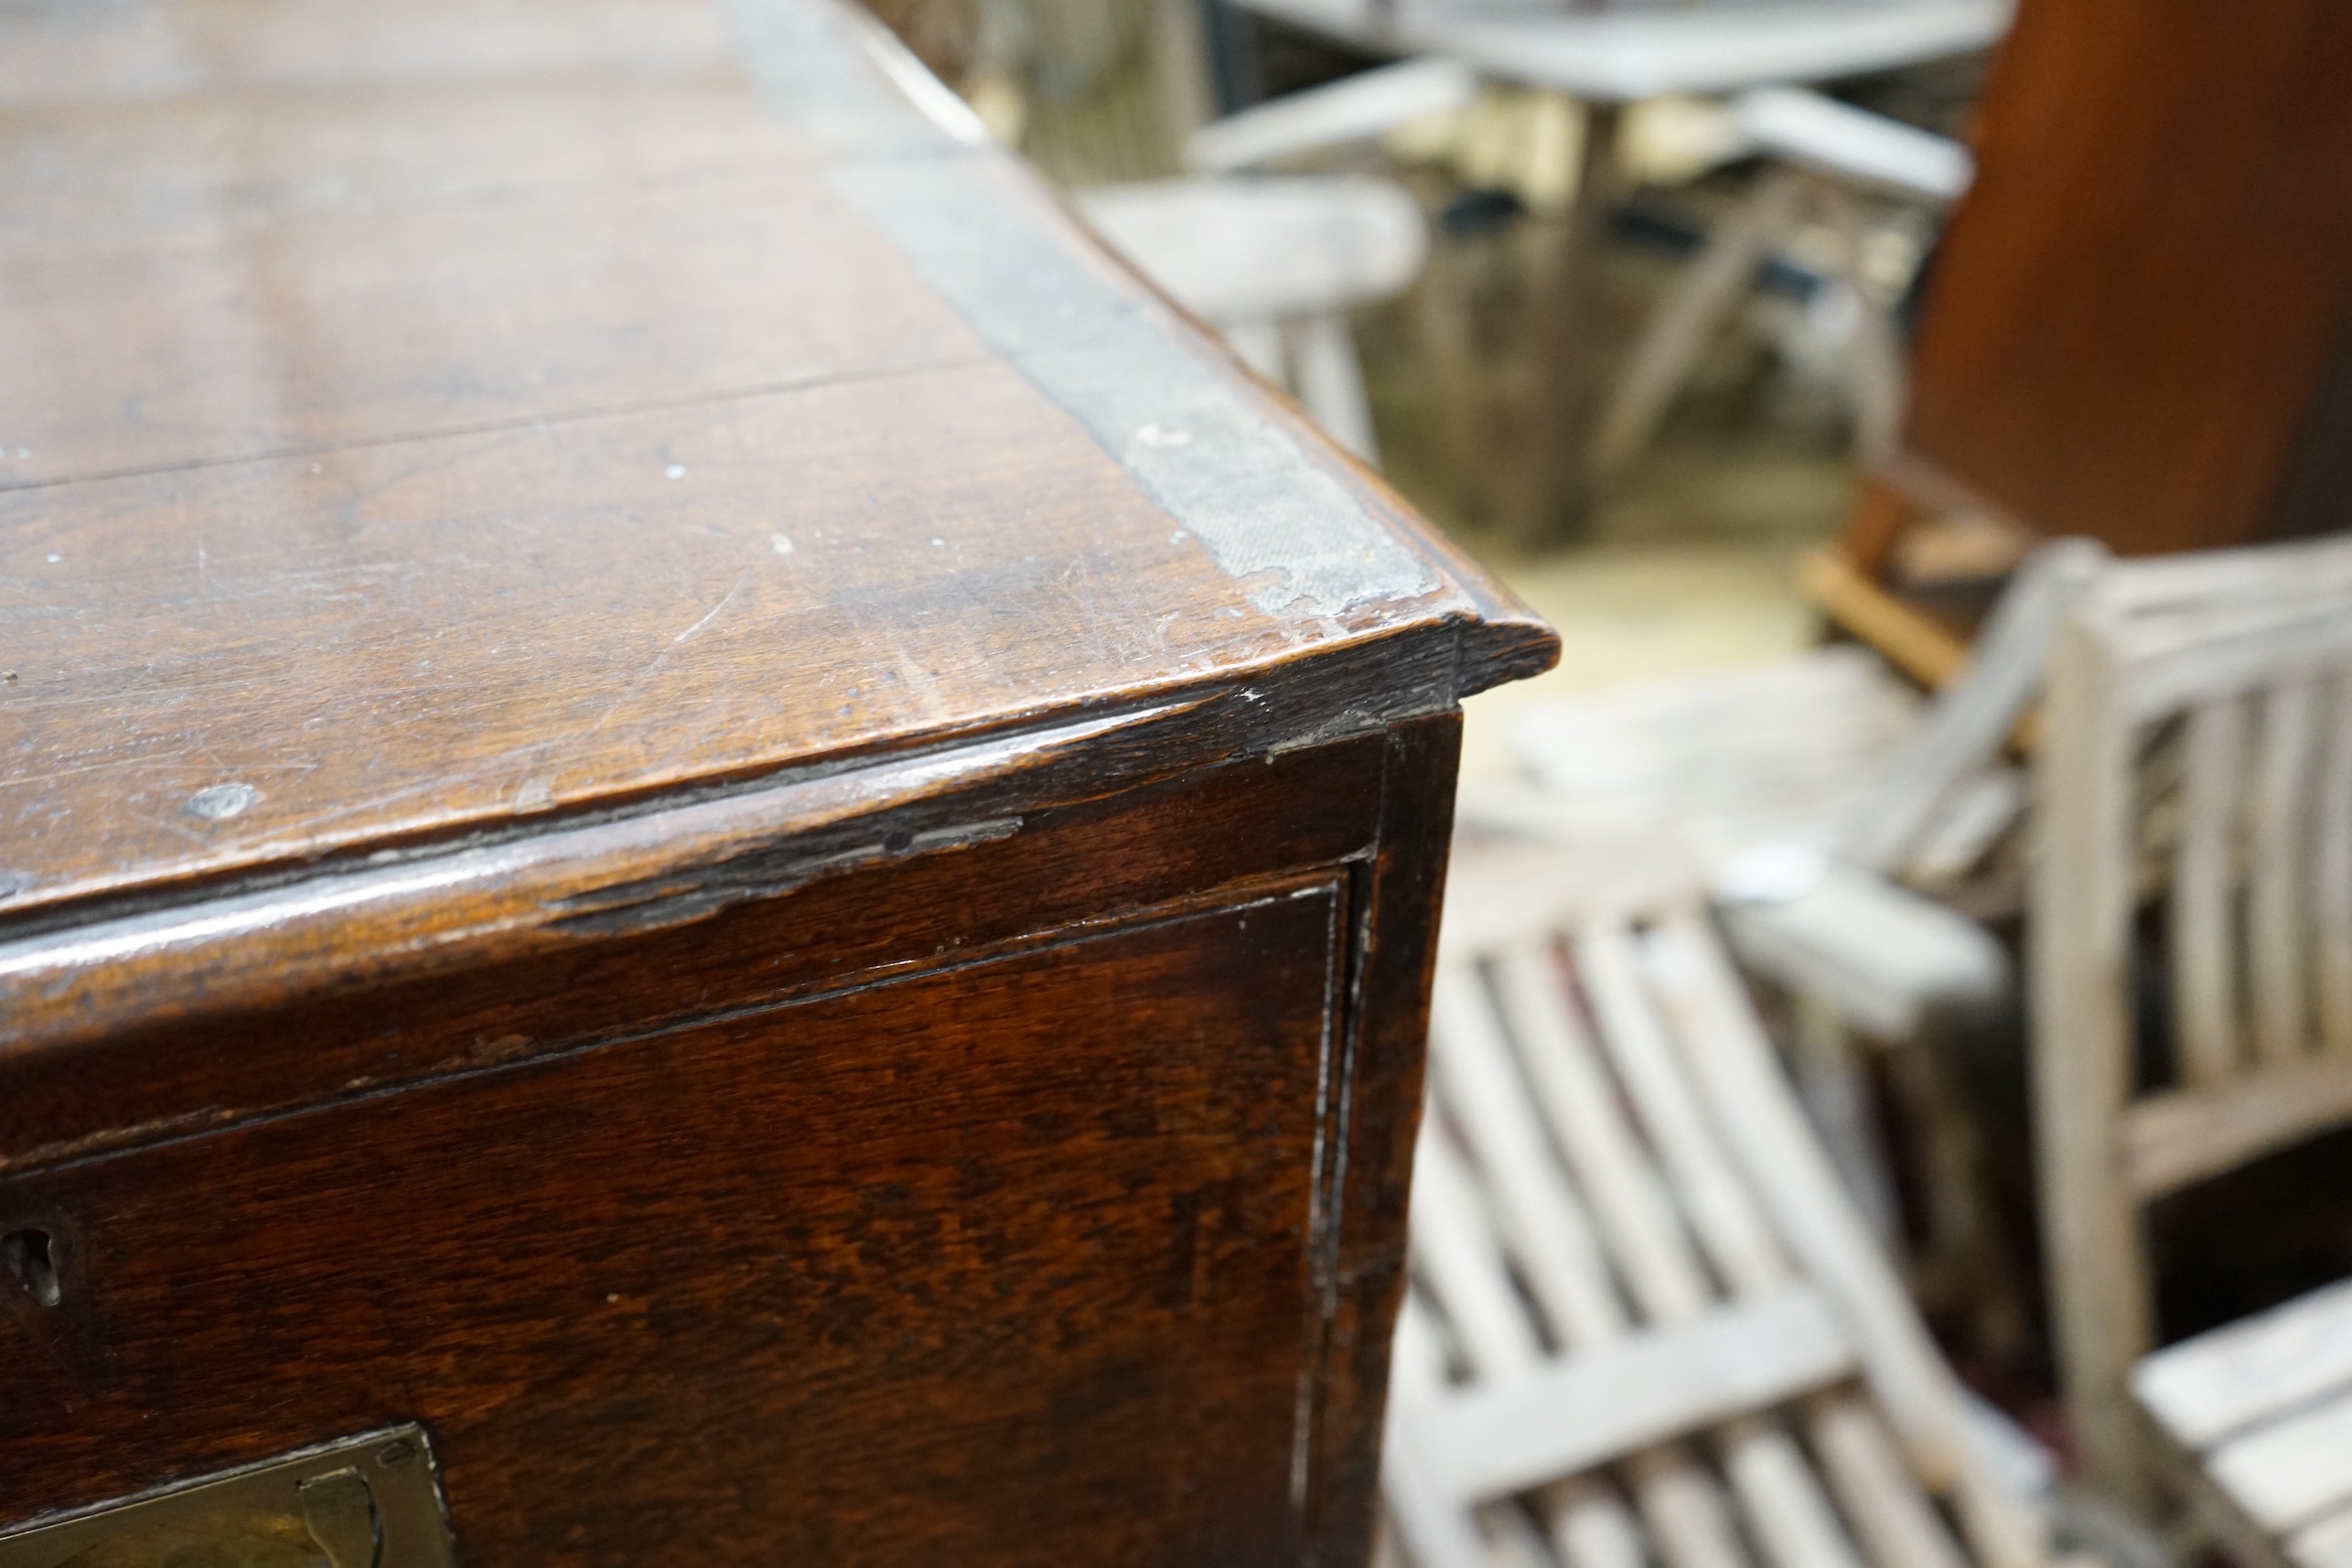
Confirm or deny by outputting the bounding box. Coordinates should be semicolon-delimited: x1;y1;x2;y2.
1643;916;2049;1568
2171;696;2249;1085
1410;1126;1543;1377
2250;681;2324;1065
1487;943;1876;1568
1381;1296;1497;1568
1645;920;1963;1487
1431;964;1783;1568
1584;924;1959;1568
1841;538;2105;876
2315;681;2352;1054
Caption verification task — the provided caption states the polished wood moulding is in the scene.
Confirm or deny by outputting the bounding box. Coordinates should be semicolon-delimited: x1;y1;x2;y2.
0;2;1557;1563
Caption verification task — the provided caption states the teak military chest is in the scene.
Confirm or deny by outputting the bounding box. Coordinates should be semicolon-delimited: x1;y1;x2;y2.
0;1;1554;1563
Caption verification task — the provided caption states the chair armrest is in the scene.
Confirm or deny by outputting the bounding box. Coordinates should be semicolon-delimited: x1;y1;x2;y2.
1187;56;1477;172
1715;845;2008;1039
1732;86;1971;203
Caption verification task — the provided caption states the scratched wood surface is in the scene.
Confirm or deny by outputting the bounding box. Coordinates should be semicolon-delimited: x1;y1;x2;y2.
0;3;1554;1563
0;0;1548;927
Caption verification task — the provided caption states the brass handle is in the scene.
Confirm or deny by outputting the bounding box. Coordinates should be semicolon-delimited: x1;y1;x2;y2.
296;1470;381;1568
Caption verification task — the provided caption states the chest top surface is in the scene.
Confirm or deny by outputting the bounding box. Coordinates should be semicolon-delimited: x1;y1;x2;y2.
0;0;1552;929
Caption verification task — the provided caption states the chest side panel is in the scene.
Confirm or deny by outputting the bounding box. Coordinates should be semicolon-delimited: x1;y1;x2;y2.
0;888;1346;1568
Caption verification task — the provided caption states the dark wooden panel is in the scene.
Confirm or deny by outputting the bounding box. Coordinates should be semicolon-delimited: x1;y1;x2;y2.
1904;0;2352;555
1297;714;1458;1564
1;890;1344;1566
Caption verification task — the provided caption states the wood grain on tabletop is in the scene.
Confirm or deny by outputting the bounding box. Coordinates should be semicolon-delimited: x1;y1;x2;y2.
1903;0;2352;554
0;0;1549;931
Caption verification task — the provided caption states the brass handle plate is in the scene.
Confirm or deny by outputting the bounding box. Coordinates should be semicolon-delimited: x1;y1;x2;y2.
0;1426;456;1568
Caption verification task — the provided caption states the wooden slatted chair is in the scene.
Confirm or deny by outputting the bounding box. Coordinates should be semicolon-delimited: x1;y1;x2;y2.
1384;843;2056;1568
2033;537;2352;1563
1481;540;2352;1277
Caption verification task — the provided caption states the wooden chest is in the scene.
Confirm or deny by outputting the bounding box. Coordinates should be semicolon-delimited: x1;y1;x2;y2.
0;2;1554;1563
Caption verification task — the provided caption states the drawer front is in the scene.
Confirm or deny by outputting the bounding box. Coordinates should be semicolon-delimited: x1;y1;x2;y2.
1;885;1348;1567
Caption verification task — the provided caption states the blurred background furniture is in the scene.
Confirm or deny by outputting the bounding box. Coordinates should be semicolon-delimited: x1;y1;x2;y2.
1459;542;2096;1319
1487;537;2091;908
876;8;2352;1563
1471;536;2111;1095
1598;84;1972;478
2033;536;2352;1553
1079;174;1426;460
1384;843;2054;1568
1226;0;2012;538
1813;0;2352;678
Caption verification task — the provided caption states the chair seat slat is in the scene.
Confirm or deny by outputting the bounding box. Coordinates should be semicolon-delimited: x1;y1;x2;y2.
2207;1381;2352;1535
1407;1285;1858;1506
2134;1275;2352;1452
2288;1499;2352;1568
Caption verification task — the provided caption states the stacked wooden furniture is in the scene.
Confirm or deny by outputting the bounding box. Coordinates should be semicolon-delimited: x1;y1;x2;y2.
1808;0;2352;680
1597;84;1976;481
1494;539;2101;914
1232;0;2010;540
1466;547;2101;1335
2033;539;2352;1567
1383;844;2052;1568
0;1;1554;1563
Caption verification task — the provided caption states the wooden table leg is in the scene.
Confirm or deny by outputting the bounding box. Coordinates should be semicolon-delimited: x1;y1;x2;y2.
1518;99;1621;546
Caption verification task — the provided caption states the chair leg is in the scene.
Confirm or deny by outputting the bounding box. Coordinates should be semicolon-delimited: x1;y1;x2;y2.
1841;476;1921;580
1788;990;1904;1251
1886;1028;2032;1360
1814;178;1909;469
1595;164;1807;478
1293;310;1381;463
1411;233;1488;506
1220;317;1285;386
2034;620;2163;1509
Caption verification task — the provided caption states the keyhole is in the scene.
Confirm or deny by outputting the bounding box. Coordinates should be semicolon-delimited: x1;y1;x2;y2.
3;1228;61;1308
